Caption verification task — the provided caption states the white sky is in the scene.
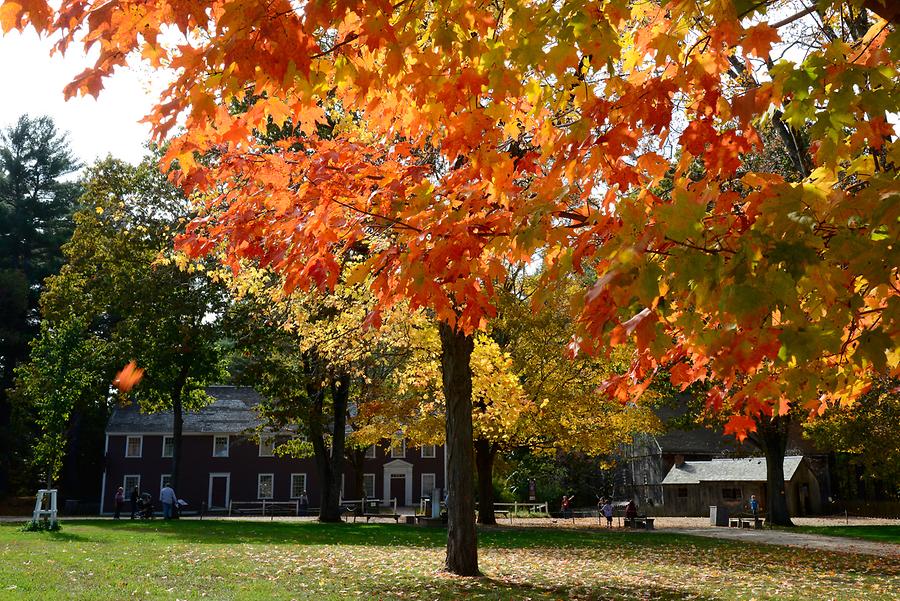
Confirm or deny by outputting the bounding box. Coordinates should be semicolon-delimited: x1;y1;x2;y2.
0;29;165;167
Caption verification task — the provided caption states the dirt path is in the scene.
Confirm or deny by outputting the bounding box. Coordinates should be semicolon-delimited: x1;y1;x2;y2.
667;527;900;558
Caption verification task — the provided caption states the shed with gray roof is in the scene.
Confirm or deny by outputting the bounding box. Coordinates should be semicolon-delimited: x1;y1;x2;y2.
661;456;821;517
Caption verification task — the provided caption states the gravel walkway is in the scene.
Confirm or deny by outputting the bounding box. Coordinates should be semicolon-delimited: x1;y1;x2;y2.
667;526;900;558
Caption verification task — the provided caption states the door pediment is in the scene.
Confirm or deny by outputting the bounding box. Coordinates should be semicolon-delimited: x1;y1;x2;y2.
383;459;413;470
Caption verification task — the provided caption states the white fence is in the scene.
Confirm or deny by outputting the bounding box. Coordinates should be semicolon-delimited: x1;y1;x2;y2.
228;500;301;518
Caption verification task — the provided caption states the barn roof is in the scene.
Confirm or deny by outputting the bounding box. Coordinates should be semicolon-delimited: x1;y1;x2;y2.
661;456;806;485
106;386;263;434
652;405;737;454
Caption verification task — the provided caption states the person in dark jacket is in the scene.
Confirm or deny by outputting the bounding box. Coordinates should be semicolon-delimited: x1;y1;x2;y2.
624;500;637;521
129;486;139;519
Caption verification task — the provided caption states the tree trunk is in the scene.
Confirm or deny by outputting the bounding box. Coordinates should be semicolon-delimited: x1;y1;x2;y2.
756;414;794;527
321;371;349;522
474;436;497;525
439;322;479;576
307;378;336;522
170;361;191;496
305;364;348;524
346;446;366;500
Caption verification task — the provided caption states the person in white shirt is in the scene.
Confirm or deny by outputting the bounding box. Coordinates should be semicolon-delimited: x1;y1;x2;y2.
160;485;177;519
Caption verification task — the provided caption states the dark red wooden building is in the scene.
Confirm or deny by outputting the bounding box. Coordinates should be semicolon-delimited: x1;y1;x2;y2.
100;386;446;514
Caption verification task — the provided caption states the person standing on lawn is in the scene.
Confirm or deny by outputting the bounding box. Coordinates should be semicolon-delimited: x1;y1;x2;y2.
129;486;139;519
160;484;177;519
601;499;614;528
299;490;309;516
113;487;125;519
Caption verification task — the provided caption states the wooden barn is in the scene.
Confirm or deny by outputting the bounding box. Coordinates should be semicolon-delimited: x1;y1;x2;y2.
661;456;822;517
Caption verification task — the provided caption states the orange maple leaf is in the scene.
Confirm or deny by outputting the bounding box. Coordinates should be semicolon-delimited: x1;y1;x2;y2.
742;23;780;59
723;414;757;442
113;361;144;392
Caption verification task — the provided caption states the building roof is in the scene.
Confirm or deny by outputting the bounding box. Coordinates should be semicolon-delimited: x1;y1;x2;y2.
661;456;806;485
651;404;737;455
106;386;263;434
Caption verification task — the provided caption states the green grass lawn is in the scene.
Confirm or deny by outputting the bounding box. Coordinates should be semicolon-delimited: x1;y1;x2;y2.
792;525;900;544
0;519;897;600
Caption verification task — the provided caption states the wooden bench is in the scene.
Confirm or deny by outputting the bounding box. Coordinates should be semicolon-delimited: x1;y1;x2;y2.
624;516;655;530
359;510;401;523
729;516;765;529
352;502;401;523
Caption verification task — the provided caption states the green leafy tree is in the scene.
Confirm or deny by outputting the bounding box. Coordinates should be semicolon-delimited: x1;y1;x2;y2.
13;317;109;489
0;115;80;492
805;378;900;497
40;157;225;492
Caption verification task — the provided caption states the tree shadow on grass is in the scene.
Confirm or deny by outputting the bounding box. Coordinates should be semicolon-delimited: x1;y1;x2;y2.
14;530;98;543
64;518;449;547
73;518;711;550
354;573;724;601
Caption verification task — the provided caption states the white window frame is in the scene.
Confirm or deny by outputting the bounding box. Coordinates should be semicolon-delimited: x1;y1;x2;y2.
390;438;406;459
259;435;276;457
257;473;274;500
290;473;307;499
123;474;141;493
363;473;376;499
421;444;436;459
421;473;436;498
162;436;174;458
365;444;376;459
160;474;172;491
125;436;143;458
213;435;230;458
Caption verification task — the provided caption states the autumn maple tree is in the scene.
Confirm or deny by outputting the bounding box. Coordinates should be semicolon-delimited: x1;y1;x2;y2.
7;0;898;571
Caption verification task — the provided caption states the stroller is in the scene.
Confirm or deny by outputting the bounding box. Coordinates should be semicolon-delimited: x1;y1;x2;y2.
136;492;154;519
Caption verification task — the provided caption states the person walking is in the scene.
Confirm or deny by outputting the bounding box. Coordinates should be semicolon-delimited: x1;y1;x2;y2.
160;483;177;519
129;486;139;519
561;494;574;519
299;490;309;516
113;487;125;519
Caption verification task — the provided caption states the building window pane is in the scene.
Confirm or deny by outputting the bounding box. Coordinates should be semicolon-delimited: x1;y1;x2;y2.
258;474;274;499
364;445;376;459
123;475;140;493
290;474;307;499
722;487;742;500
160;474;172;490
421;473;436;498
390;438;406;459
421;445;436;459
125;436;142;458
677;487;688;498
363;474;376;499
259;435;275;457
162;436;174;458
213;436;229;457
